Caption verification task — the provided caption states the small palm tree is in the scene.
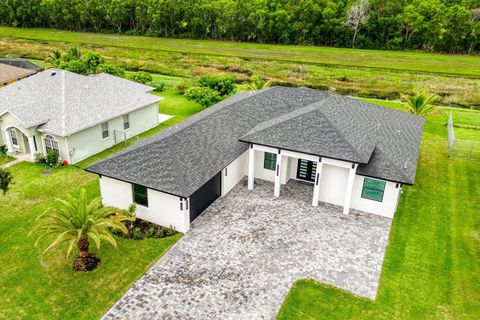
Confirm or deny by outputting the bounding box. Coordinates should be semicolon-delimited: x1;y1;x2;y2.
29;189;133;271
248;75;272;90
403;92;439;116
46;50;62;67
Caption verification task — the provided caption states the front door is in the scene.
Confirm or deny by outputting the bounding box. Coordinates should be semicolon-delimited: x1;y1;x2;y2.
23;136;30;154
296;159;317;182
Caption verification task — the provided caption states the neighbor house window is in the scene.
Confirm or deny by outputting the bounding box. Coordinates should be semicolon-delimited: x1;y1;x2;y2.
123;114;130;130
101;122;109;139
264;152;277;170
361;178;386;202
132;184;148;207
8;129;19;147
44;135;60;154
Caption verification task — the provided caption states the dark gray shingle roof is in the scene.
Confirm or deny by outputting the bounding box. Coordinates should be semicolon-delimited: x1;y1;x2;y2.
0;58;43;71
86;87;424;197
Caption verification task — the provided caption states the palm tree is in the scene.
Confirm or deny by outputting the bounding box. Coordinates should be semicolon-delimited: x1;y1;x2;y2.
248;75;272;90
47;50;62;67
403;92;439;116
29;189;133;271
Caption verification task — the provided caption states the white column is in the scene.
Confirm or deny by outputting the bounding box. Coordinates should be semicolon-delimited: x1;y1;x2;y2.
3;129;14;154
312;160;323;206
27;136;36;160
248;146;255;190
343;163;358;215
273;152;282;197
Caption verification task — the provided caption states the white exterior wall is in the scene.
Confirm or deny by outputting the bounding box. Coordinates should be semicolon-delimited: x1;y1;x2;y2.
350;176;401;218
250;144;401;218
221;150;248;196
67;103;159;163
99;176;190;233
253;147;289;184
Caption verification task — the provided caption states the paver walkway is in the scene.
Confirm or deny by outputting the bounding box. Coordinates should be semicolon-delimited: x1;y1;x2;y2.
103;179;392;320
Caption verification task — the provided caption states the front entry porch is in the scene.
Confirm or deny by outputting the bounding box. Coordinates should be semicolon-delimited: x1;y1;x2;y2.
247;144;359;215
2;126;35;161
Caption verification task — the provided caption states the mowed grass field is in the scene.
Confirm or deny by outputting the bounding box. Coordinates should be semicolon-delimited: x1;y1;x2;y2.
1;27;479;76
1;27;480;107
278;100;480;319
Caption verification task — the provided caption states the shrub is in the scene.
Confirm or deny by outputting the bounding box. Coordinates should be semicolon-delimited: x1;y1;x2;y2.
133;227;143;240
97;63;126;77
0;145;7;155
130;71;153;84
65;60;88;74
146;226;156;238
82;52;105;73
175;80;190;94
45;150;59;167
184;86;221;108
150;81;166;92
34;153;46;164
198;75;236;96
0;169;12;195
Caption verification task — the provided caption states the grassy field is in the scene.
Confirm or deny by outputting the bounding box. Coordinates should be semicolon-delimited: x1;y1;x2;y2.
1;27;480;107
278;99;480;319
1;27;479;77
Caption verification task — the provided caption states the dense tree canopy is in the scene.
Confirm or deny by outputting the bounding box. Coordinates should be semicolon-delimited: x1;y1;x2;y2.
0;0;479;53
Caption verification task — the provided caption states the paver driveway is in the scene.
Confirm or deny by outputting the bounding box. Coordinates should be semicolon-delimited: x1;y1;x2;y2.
103;179;392;320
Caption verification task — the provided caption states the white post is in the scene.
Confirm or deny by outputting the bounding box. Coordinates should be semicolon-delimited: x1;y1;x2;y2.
248;146;255;190
343;163;358;215
273;151;282;197
3;129;14;154
312;160;323;206
27;136;36;160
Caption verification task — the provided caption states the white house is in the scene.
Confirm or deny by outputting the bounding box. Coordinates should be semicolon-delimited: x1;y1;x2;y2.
87;87;424;233
0;69;165;164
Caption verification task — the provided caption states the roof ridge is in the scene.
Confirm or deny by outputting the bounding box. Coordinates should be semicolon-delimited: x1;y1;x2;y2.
60;70;66;136
167;141;188;196
243;98;330;137
315;103;369;163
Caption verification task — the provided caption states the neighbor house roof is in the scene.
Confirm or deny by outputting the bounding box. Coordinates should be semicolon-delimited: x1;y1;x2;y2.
0;69;161;136
0;58;43;71
0;63;37;84
86;87;424;197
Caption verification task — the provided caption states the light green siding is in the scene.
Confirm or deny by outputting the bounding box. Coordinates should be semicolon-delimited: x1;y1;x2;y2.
67;103;159;164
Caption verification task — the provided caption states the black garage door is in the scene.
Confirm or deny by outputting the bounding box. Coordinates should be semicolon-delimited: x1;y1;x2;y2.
189;172;221;223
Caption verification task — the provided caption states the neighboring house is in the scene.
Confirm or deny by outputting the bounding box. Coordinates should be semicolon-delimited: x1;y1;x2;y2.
87;87;424;233
0;69;164;164
0;58;43;72
0;63;37;87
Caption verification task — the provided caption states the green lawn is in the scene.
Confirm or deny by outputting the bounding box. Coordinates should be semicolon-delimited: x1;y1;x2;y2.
0;163;181;319
2;28;480;107
1;27;480;77
278;100;480;319
0;155;15;166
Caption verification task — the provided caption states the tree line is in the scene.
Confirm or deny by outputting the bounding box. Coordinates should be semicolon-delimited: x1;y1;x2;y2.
0;0;479;53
